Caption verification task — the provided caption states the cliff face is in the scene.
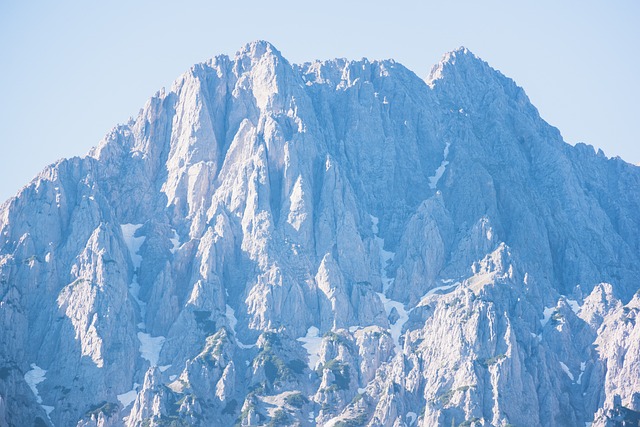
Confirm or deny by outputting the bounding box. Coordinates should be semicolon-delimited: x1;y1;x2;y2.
1;41;639;427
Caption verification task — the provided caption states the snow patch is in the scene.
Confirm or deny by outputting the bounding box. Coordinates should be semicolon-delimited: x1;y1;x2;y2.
226;304;255;349
407;411;417;425
226;304;238;331
428;141;451;189
117;385;139;409
416;281;460;306
130;274;147;329
377;292;409;351
137;332;165;367
540;306;555;327
120;224;145;269
170;229;180;254
577;361;586;385
24;364;47;404
370;214;408;352
370;215;380;234
297;326;323;369
370;215;395;292
121;225;151;334
559;361;575;382
565;298;581;314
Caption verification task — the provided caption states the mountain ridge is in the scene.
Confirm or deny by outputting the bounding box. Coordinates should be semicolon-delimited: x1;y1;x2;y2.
1;41;639;427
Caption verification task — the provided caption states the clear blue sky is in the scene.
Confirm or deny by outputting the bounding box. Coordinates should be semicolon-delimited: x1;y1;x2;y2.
1;0;638;203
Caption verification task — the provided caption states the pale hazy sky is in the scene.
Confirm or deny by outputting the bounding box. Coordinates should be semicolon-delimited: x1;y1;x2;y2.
1;0;638;203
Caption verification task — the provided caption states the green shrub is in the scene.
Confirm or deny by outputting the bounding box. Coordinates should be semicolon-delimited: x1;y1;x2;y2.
85;401;118;418
287;359;306;374
266;409;290;427
323;331;352;348
334;413;369;427
285;392;308;408
259;353;294;384
321;359;351;390
481;354;506;367
193;310;216;335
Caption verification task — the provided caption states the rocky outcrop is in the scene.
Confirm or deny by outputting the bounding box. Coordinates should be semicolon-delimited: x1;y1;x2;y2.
0;41;639;426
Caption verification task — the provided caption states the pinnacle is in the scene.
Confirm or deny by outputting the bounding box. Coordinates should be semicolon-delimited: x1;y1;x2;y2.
235;40;284;61
441;46;483;66
426;45;496;88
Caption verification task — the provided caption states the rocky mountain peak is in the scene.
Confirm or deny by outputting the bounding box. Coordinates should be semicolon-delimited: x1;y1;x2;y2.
426;45;535;119
426;46;483;84
235;39;284;62
1;41;639;427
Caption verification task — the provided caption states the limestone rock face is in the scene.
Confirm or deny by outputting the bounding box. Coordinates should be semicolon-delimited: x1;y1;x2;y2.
1;41;639;426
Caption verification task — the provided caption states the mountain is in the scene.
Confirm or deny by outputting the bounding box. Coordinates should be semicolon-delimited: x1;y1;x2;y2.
1;40;639;427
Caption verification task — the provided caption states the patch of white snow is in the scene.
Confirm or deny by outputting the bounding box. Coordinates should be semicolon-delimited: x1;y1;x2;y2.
226;304;238;331
428;141;451;189
377;292;409;351
541;306;555;327
559;361;575;382
370;214;408;351
297;326;323;369
226;304;255;349
566;298;581;314
117;386;138;409
407;411;417;425
416;281;460;306
130;274;146;329
169;229;180;254
577;361;586;385
24;364;47;404
120;224;145;269
137;332;165;367
122;223;150;333
369;215;395;293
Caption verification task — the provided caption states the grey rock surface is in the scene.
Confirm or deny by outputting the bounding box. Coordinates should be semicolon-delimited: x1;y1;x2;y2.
0;41;639;426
